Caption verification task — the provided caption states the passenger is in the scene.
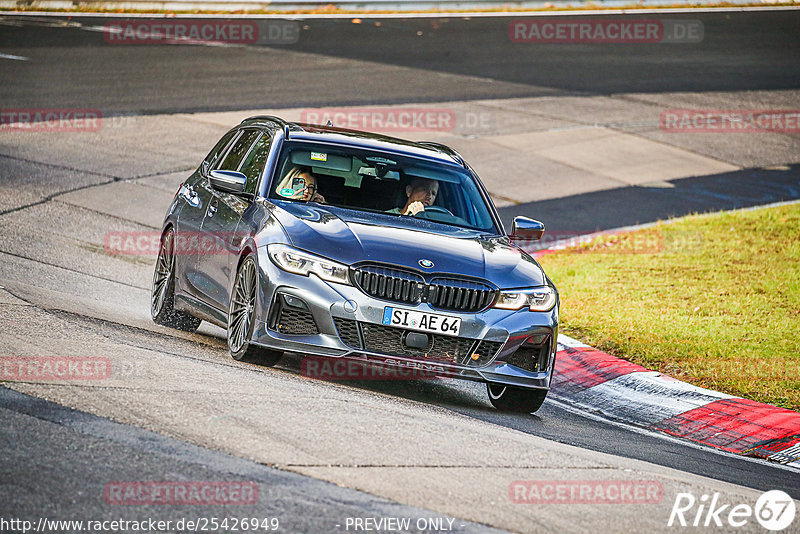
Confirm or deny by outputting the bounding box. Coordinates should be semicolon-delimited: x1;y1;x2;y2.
389;177;439;215
275;167;325;203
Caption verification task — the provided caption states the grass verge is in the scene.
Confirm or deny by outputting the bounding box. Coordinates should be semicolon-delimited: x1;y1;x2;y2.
537;203;800;411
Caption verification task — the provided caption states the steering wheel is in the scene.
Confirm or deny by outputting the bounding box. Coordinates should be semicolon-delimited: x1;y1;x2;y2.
418;205;453;216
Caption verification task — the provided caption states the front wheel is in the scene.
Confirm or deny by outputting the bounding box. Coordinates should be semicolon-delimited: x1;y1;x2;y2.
486;383;547;413
228;255;282;366
151;228;201;332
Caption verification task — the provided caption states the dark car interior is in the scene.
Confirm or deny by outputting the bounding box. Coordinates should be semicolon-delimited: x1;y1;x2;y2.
268;144;494;232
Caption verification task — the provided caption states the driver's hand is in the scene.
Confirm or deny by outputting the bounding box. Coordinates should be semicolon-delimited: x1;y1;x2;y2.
404;201;425;216
311;192;326;203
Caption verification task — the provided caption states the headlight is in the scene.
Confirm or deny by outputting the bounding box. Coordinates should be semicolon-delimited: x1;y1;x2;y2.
493;286;556;312
268;244;351;285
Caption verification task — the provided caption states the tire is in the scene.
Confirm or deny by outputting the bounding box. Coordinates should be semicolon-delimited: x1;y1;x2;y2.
151;228;201;332
486;383;547;413
227;255;282;366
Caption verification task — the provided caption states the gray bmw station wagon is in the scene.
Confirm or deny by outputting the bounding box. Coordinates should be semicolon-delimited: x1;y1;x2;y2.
152;116;559;413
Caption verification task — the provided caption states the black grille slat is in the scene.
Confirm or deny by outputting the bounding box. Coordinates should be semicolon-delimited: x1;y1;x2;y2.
351;265;497;312
369;274;378;294
334;318;507;369
361;323;431;358
392;279;401;300
377;275;387;297
453;288;464;309
359;323;475;364
386;277;395;298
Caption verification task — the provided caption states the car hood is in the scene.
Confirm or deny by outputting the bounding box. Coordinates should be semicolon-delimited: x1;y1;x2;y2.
269;202;546;288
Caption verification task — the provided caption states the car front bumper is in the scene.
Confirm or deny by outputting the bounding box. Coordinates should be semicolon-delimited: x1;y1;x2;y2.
251;246;558;390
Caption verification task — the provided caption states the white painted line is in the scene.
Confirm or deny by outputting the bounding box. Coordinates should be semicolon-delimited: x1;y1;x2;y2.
770;444;800;464
0;52;29;61
547;394;800;474
556;333;589;349
568;371;733;426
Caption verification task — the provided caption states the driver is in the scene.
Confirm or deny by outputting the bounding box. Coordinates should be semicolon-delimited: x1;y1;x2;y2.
389;177;439;216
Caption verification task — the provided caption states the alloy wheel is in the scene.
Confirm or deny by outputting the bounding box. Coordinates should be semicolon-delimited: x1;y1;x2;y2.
151;230;174;317
229;258;257;354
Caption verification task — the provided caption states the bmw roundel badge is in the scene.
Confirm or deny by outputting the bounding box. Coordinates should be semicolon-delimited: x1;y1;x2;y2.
419;259;434;268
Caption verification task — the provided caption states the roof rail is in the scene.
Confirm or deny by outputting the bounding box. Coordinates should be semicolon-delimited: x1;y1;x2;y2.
417;141;467;168
240;115;289;127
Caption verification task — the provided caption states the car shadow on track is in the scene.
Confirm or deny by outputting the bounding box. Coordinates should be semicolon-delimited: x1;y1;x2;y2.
273;352;548;427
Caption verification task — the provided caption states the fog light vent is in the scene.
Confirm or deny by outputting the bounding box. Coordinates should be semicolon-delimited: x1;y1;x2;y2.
270;293;318;335
505;335;551;373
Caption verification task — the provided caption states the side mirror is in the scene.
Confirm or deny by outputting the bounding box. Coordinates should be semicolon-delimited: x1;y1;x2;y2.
511;216;545;241
209;170;247;194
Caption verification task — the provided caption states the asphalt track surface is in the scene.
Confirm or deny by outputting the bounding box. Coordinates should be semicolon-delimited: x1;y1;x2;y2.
0;11;798;114
1;11;799;533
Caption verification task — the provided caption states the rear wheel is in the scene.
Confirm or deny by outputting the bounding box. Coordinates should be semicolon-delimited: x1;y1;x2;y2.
486;383;547;413
151;228;201;332
228;255;282;366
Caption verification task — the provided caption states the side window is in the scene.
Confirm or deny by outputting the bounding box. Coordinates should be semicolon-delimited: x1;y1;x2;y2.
238;133;272;195
216;129;260;172
203;130;236;168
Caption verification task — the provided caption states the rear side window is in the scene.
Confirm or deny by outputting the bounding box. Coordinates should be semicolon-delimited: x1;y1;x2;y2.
216;129;260;172
203;130;236;167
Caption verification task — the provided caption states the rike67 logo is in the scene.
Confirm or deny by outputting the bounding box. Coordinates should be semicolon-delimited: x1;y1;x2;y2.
668;490;796;531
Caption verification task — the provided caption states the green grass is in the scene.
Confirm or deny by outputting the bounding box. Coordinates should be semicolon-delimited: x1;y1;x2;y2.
538;203;800;411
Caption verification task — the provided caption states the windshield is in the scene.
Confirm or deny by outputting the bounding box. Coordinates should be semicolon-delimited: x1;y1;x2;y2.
268;141;499;233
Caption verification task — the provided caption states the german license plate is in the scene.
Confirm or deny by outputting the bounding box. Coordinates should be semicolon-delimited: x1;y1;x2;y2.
381;307;461;336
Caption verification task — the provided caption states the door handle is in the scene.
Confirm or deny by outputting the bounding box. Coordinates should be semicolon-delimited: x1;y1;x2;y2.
206;201;218;217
